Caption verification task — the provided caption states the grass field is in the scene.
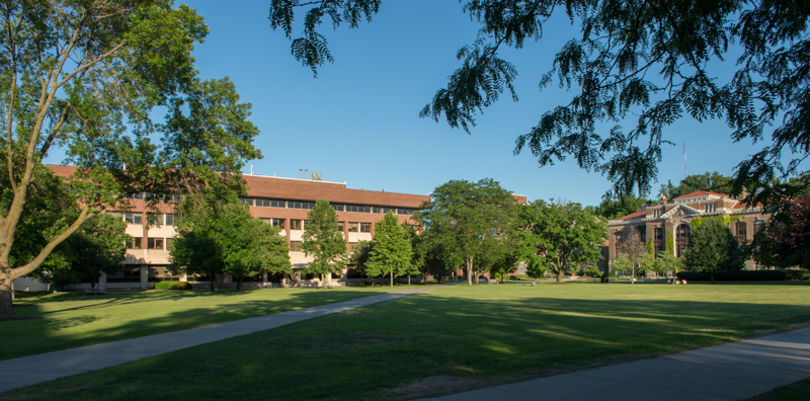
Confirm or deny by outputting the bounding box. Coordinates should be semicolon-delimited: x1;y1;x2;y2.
2;281;810;400
1;286;400;360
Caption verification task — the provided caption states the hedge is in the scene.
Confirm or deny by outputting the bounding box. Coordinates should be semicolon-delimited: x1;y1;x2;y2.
154;281;193;290
676;270;809;282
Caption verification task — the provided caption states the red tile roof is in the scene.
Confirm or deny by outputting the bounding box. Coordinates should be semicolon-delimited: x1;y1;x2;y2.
673;190;731;200
618;210;646;220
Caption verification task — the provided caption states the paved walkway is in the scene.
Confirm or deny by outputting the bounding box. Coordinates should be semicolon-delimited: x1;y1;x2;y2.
425;327;810;401
0;286;439;393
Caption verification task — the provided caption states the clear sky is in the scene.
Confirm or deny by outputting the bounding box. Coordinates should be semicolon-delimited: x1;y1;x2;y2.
75;1;810;206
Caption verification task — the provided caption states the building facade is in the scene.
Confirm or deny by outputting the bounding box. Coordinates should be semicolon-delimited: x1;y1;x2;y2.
14;166;430;291
607;191;768;272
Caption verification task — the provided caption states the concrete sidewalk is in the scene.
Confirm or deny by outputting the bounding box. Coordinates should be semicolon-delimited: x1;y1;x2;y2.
0;285;439;394
425;327;810;401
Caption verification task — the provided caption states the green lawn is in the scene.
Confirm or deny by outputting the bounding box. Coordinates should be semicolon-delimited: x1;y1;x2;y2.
2;282;810;401
1;286;400;360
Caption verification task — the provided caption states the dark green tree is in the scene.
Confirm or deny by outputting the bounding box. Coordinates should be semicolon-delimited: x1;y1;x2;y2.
1;0;261;318
302;199;347;289
683;218;745;283
170;201;291;291
588;192;650;220
349;240;375;285
660;172;736;200
418;178;518;285
270;0;809;204
519;200;608;283
753;195;810;272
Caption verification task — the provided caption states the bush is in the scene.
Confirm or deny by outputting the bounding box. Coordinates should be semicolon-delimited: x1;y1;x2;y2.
676;270;809;282
154;281;192;290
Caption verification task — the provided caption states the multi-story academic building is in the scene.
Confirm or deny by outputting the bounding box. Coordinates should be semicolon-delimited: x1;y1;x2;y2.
14;166;432;291
607;190;768;271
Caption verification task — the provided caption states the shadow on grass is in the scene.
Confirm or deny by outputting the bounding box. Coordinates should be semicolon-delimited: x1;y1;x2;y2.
0;288;402;361
3;284;810;401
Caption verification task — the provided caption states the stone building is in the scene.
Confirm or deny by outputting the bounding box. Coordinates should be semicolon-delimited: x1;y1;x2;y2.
607;191;768;272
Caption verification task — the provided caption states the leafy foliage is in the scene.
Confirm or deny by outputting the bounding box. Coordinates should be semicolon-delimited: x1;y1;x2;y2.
587;192;649;220
683;218;745;282
519;199;607;282
753;195;810;271
659;172;735;200
415;178;518;285
367;213;413;287
1;0;261;317
302;199;347;288
170;200;291;291
270;0;810;202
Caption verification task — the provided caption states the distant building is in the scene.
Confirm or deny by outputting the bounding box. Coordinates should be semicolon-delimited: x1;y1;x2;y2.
607;190;768;272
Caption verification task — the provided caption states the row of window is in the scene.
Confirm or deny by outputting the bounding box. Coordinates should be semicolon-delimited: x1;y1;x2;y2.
110;212;177;226
257;218;372;233
238;197;416;215
126;237;174;250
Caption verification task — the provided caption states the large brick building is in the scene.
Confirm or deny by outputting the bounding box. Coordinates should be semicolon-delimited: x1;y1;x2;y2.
15;166;432;291
607;190;768;272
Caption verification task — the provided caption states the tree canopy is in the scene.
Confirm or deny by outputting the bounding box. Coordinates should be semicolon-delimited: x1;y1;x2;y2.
170;200;291;291
519;200;607;283
754;195;810;272
659;172;736;200
683;218;745;282
367;212;413;287
302;199;347;289
1;0;261;317
416;178;518;285
270;0;809;202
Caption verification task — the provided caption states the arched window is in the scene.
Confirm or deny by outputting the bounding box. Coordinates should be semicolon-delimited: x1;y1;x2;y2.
676;224;690;239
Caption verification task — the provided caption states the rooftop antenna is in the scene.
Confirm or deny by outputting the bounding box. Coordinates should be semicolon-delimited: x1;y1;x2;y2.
250;165;253;175
683;140;687;179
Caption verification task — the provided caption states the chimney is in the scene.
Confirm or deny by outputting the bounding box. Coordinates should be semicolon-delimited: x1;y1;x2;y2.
305;169;308;180
250;165;254;175
299;169;303;179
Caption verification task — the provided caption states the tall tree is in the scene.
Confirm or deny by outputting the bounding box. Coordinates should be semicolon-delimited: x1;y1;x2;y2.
418;178;517;285
367;212;413;287
753;195;810;272
621;229;647;284
588;192;650;220
519;200;608;283
302;199;346;289
1;0;260;318
270;1;810;203
683;218;745;283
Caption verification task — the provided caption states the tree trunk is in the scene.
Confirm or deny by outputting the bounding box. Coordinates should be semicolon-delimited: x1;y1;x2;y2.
210;275;218;292
408;275;411;286
236;278;243;291
475;273;480;285
324;272;331;289
466;257;474;286
390;271;393;287
0;275;14;318
556;270;563;283
711;272;714;284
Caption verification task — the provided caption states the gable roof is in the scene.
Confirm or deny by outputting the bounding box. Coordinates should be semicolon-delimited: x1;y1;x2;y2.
618;210;646;220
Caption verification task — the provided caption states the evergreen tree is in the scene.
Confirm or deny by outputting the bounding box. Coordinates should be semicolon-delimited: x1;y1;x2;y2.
302;199;346;289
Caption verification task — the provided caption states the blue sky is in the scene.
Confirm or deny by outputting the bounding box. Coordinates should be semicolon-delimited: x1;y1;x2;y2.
91;1;807;206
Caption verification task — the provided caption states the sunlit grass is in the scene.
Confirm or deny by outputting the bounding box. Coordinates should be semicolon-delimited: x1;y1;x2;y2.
3;281;810;401
2;286;401;360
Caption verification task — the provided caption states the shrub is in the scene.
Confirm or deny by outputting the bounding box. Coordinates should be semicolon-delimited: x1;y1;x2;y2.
154;281;192;290
676;270;809;282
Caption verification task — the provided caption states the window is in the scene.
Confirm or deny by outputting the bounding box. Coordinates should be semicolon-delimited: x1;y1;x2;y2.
239;197;253;206
289;201;315;209
754;220;765;234
165;237;173;250
125;213;142;224
345;205;370;213
736;222;747;237
126;237;142;249
360;223;371;233
148;238;164;250
289;241;302;251
397;208;415;215
254;198;270;207
271;219;285;228
270;200;285;208
165;214;175;226
290;220;303;230
677;224;690;239
348;222;359;233
655;228;664;240
336;221;344;230
332;204;344;211
147;213;161;225
373;207;396;214
704;204;716;213
127;192;144;200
